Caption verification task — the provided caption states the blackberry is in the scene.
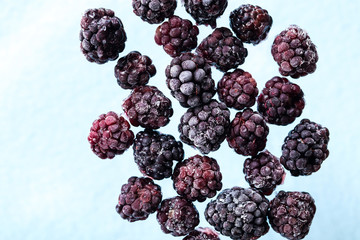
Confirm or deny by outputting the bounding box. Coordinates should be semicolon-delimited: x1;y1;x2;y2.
227;108;269;156
172;155;222;202
269;191;316;240
122;85;173;129
133;129;184;180
183;0;228;28
132;0;177;24
155;15;199;57
196;27;248;72
157;196;200;236
257;76;305;126
280;119;330;176
88;111;134;159
271;25;318;78
178;100;230;154
183;228;220;240
229;4;273;45
165;52;215;108
243;150;286;196
115;176;162;222
79;8;127;64
205;187;269;240
114;51;156;90
217;69;258;110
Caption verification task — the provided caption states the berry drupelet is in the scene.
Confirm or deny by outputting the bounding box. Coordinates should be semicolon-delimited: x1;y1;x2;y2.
227;108;269;156
257;76;305;126
271;25;318;78
155;15;199;57
133;129;184;180
172;155;222;202
122;85;173;129
88;111;134;159
183;0;228;28
114;51;156;90
115;176;162;222
217;69;258;110
243;150;286;195
230;4;273;45
178;100;230;154
205;187;270;240
165;52;215;108
183;228;220;240
269;191;316;240
79;8;127;64
132;0;177;24
157;196;200;236
281;119;330;176
196;27;248;72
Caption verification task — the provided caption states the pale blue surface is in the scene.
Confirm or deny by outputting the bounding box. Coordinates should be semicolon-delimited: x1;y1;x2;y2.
1;0;360;239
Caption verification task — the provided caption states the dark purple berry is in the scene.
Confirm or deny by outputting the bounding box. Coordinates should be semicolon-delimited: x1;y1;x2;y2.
132;0;177;24
183;228;220;240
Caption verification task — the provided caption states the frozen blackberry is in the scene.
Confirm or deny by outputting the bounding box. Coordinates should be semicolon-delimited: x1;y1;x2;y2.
88;111;134;159
269;191;316;240
133;129;184;180
196;27;248;72
217;69;258;110
205;187;269;240
157;196;200;236
227;108;269;156
244;150;286;196
166;52;215;108
173;155;222;202
79;8;127;64
183;227;220;240
257;76;305;126
122;85;173;129
115;176;162;222
280;119;330;176
178;100;230;154
271;25;318;78
155;15;199;57
230;4;273;45
114;51;156;90
132;0;177;24
183;0;228;28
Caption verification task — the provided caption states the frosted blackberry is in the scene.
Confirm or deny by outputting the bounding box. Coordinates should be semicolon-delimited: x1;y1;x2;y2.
205;187;269;240
271;25;318;78
173;155;222;202
88;111;134;159
281;119;330;176
79;8;127;64
122;85;173;129
257;76;305;126
183;0;228;28
157;196;200;236
217;69;258;110
132;0;177;24
230;4;272;45
196;27;247;72
114;51;156;90
166;52;215;108
133;129;184;180
244;150;286;195
227;108;269;156
183;228;220;240
178;100;230;154
269;191;316;240
115;176;162;222
155;15;199;57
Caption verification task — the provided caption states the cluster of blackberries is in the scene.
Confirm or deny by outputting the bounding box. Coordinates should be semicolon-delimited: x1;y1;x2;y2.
81;2;329;240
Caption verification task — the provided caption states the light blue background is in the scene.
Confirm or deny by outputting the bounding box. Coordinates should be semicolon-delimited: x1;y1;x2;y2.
1;0;359;239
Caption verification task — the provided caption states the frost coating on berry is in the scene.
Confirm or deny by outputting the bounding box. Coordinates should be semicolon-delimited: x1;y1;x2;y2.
88;111;134;159
132;0;177;24
183;227;220;240
79;8;127;64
